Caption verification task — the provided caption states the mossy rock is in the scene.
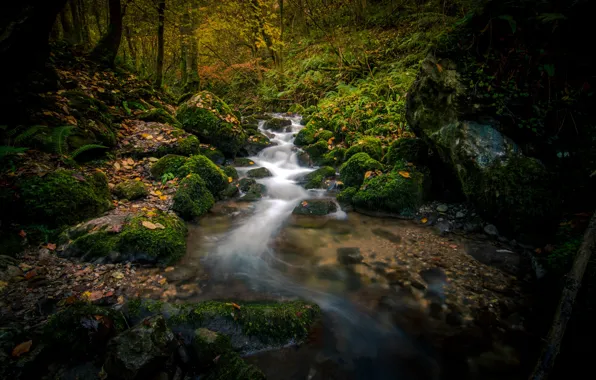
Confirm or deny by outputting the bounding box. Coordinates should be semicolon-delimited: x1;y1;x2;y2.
352;164;429;217
200;146;226;165
303;140;329;164
246;167;272;179
337;187;358;205
319;147;346;166
233;157;255;167
116;211;187;265
241;132;272;156
150;155;187;179
43;302;125;358
315;130;334;143
263;118;292;131
18;169;111;228
339;153;384;188
138;108;181;127
384;138;427;166
172;174;215;220
294;125;317;146
345;137;383;161
177;155;228;195
176;91;246;156
238;179;266;202
113;180;148;201
239;178;257;192
221;183;240;198
301;166;336;189
223;166;239;180
293;198;338;216
155;135;200;157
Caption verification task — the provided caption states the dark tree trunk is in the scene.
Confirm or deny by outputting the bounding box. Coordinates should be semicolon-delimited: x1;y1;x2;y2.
60;5;74;42
180;11;191;86
125;26;137;68
69;0;83;44
91;0;123;66
154;0;166;88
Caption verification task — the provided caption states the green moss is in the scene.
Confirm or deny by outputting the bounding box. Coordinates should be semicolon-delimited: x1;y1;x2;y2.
176;91;246;156
113;180;148;200
461;156;557;234
116;211;187;265
19;169;111;228
233;158;255;166
264;118;292;131
294;125;317;146
200;146;226;165
384;138;426;166
150;154;187;179
344;137;383;161
223;166;239;180
155;135;200;157
304;140;329;164
316;130;334;142
339;152;384;188
177;155;228;195
303;166;335;189
337;187;358;204
138;108;181;127
247;167;272;178
44;302;125;357
172;174;215;220
203;351;266;380
352;164;428;216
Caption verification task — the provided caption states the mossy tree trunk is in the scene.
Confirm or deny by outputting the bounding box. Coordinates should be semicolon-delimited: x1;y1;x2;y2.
154;0;166;88
69;0;83;45
91;0;123;66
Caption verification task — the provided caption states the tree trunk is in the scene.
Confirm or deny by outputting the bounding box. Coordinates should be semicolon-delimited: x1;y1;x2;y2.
91;0;123;66
184;8;199;93
154;0;166;88
60;5;74;42
79;0;90;46
180;11;191;86
69;0;82;44
125;26;137;69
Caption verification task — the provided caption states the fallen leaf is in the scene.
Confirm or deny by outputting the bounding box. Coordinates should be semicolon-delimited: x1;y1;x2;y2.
364;171;374;179
158;278;167;285
228;177;233;183
436;63;443;73
398;171;411;178
113;162;121;171
165;267;175;272
89;291;104;301
154;190;162;196
142;221;158;230
421;217;428;224
158;195;167;201
226;302;241;310
12;341;32;357
112;271;124;280
117;296;125;304
249;161;254;165
24;270;38;280
301;201;308;207
19;230;27;238
46;243;57;251
153;223;166;229
82;291;92;299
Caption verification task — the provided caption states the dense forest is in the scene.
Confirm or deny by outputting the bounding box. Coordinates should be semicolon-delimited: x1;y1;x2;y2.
0;0;595;379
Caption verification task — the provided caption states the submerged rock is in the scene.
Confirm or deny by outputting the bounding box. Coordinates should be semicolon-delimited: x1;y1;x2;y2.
337;247;363;265
172;174;215;219
247;167;272;178
298;166;335;189
263;117;291;131
292;198;337;216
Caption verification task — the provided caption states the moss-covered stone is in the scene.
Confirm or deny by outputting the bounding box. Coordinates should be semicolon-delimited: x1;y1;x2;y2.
238;179;266;202
304;140;329;164
177;155;228;195
293;198;338;215
221;183;240;198
246;167;272;179
316;130;334;142
176;91;246;156
344;137;383;161
138;108;181;127
302;166;336;189
113;180;148;200
18;169;111;228
337;187;358;205
233;157;255;167
117;211;187;265
384;137;426;166
242;132;272;156
200;146;226;165
43;302;125;358
294;125;317;146
339;152;384;188
263;117;292;131
155;135;200;157
150;154;187;179
172;174;215;219
223;166;239;180
352;163;428;217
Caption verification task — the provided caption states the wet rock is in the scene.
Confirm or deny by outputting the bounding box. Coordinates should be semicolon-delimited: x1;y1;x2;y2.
247;167;273;178
465;244;521;275
456;211;465;219
434;220;452;235
233;157;255;167
239;183;266;202
293;198;337;216
484;224;499;237
104;316;176;380
337;247;363;265
241;132;272;156
464;221;482;233
263;118;291;131
296;150;312;167
371;228;402;243
113;180;148;201
436;204;448;213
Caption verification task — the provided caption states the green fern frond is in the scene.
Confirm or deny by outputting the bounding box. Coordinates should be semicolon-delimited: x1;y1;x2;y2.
15;125;46;144
51;126;75;155
0;146;27;159
70;144;108;160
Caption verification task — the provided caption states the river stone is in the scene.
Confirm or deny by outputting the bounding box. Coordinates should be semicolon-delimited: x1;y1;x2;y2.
104;315;176;380
337;247;363;265
247;167;272;178
484;224;499;237
456;211;465;219
293;198;337;216
296;150;312;167
436;204;448;213
263;118;291;131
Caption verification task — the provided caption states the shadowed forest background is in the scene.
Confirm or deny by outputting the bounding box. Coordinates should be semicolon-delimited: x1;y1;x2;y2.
0;0;595;379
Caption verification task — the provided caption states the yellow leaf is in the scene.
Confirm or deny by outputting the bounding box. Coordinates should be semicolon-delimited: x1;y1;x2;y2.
398;171;411;178
142;221;158;230
12;341;32;357
159;195;167;201
146;211;156;217
364;171;374;179
154;190;162;196
249;161;254;165
135;177;142;181
82;291;92;299
142;133;153;140
301;201;308;207
228;177;233;183
158;278;167;285
436;63;443;73
421;217;428;224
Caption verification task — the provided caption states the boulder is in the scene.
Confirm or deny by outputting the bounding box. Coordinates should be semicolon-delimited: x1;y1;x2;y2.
241;132;272;156
238;179;266;202
172;174;215;219
293;198;338;216
177;155;228;194
339;152;384;188
263;117;291;131
104;316;176;380
233;157;256;167
406;55;557;234
299;166;335;189
113;180;148;201
150;154;187;179
246;167;272;178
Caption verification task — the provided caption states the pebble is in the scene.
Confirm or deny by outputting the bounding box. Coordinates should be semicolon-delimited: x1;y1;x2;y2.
484;224;499;237
436;204;449;213
456;211;465;219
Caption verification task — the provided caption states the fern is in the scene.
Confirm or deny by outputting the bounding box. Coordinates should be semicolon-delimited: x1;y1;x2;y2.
15;125;46;144
123;101;132;116
70;144;108;160
51;126;75;155
0;146;27;159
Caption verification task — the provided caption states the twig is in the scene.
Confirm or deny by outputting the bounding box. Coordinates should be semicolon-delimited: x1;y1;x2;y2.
529;211;596;380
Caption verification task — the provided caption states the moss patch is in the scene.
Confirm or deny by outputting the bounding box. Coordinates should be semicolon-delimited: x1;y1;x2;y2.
345;137;383;161
18;169;111;228
150;155;187;179
155;135;200;157
339;152;384;188
138;108;181;127
246;167;272;178
113;180;148;200
177;155;228;195
302;166;335;189
384;137;426;166
172;174;215;220
223;166;239;180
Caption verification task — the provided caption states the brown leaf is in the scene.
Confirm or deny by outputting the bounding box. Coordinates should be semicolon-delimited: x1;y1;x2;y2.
12;341;32;357
421;217;428;224
436;63;443;73
142;221;157;230
19;230;27;238
397;171;411;178
46;243;57;251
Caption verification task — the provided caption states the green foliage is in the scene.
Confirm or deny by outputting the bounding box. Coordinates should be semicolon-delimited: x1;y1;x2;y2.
177;155;228;195
70;144;108;160
384;138;426;166
172;174;215;220
339;152;383;187
0;146;27;160
337;187;358;204
138;108;181;127
161;172;176;184
345;137;383;161
51;126;75;155
223;165;239;180
150;154;187;179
